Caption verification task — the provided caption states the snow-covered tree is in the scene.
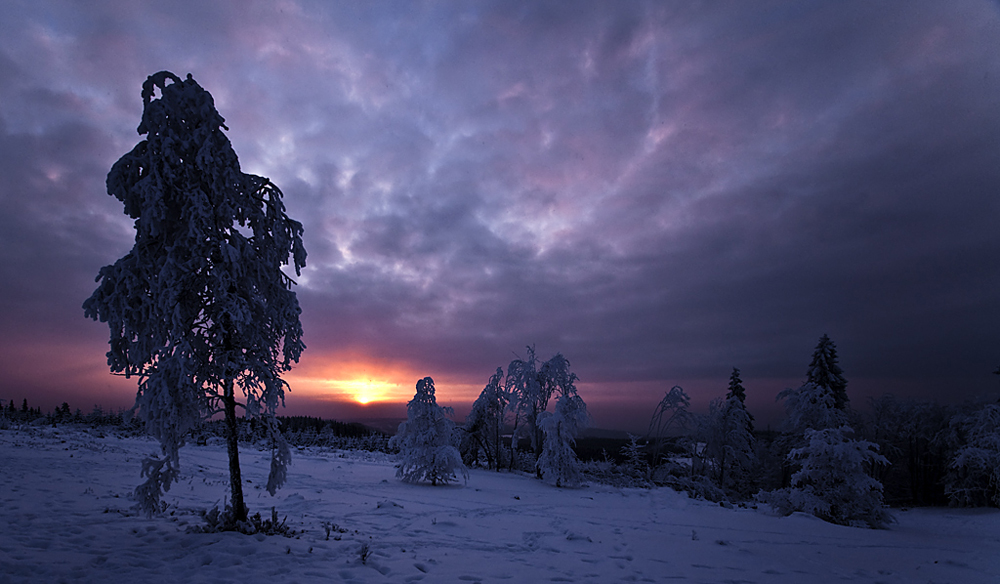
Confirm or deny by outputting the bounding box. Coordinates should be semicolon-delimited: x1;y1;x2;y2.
462;368;510;470
83;72;306;520
945;404;1000;507
756;426;892;528
390;377;467;485
537;378;589;487
505;346;548;465
725;368;754;431
777;381;845;435
703;369;756;495
506;347;579;470
806;334;849;411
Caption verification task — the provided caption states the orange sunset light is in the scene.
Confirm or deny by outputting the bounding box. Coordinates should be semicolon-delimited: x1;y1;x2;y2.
283;354;416;405
283;353;485;409
334;378;399;405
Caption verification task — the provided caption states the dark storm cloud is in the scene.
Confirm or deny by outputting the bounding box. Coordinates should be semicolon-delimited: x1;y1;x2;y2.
290;1;1000;386
0;0;998;422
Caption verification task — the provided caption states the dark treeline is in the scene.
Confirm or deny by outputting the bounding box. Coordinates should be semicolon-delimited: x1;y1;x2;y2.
0;399;387;450
199;415;390;451
0;399;129;427
278;416;378;438
563;392;995;511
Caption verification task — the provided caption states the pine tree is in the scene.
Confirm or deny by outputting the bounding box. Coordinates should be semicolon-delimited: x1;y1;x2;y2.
807;334;849;411
757;426;892;528
725;367;754;432
83;72;306;520
703;369;756;495
390;377;467;485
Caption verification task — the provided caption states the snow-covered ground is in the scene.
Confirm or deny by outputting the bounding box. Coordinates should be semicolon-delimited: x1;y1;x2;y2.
1;426;998;584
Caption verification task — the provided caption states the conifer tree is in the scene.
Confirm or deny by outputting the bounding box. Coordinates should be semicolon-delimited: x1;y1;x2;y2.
725;367;754;432
391;377;467;485
757;426;892;528
703;368;755;494
807;334;849;411
84;71;306;521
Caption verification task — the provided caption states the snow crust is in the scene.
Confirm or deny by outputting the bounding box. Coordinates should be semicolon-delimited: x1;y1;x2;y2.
2;426;999;583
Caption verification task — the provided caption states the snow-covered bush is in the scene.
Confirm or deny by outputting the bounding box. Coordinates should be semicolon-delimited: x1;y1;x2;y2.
537;391;589;487
660;474;727;503
620;434;651;482
945;404;1000;507
188;504;297;536
390;377;467;486
756;426;892;528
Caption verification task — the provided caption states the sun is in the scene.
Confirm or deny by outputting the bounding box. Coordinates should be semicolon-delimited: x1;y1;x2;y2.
335;378;396;405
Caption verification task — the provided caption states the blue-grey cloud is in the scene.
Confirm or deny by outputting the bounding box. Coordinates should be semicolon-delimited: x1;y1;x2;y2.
1;0;998;427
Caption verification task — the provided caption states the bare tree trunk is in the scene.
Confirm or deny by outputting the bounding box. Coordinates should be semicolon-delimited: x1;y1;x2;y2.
509;416;520;472
224;378;247;522
719;450;727;490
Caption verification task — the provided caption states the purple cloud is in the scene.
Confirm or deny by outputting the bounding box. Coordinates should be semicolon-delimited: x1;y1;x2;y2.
1;1;998;430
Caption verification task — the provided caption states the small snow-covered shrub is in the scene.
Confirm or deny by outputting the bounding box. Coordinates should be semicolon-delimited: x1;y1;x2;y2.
660;474;727;503
620;435;651;482
756;426;892;528
189;504;297;536
390;377;467;486
579;449;654;489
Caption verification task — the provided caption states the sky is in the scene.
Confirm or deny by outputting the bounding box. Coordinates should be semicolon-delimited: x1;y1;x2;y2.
0;0;998;433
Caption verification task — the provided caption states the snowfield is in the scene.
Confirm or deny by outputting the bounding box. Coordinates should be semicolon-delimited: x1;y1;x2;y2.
1;427;998;584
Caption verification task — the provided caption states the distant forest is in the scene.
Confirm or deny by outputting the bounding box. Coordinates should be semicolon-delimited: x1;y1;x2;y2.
4;388;999;511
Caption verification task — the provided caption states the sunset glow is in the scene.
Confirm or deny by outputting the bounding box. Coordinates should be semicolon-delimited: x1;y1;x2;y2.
332;378;399;405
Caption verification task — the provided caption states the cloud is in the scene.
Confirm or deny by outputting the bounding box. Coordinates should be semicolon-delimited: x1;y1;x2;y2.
0;0;998;426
